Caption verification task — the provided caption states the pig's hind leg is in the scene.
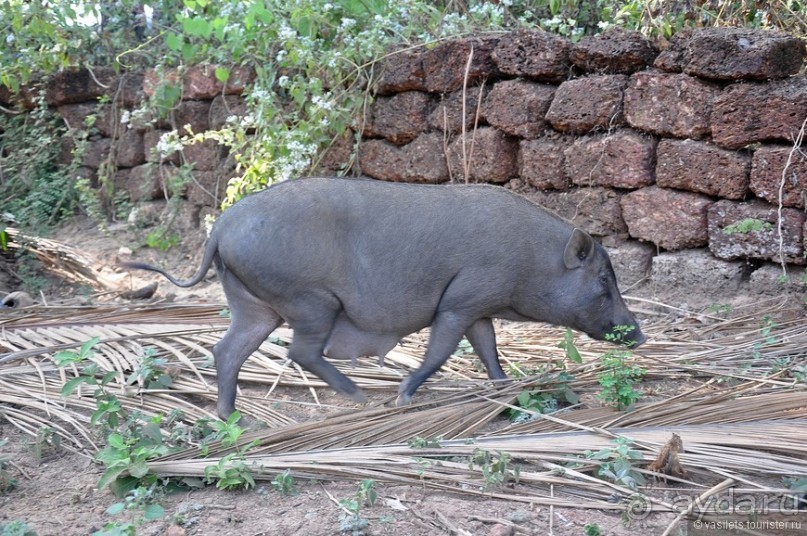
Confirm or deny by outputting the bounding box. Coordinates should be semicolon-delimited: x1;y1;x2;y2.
214;274;283;420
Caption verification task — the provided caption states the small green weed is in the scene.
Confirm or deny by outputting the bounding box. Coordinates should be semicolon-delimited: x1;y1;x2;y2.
271;469;297;495
0;439;18;494
509;372;578;423
752;314;779;360
584;523;602;536
723;218;773;235
407;436;443;449
204;452;257;491
126;348;173;390
338;479;377;535
0;520;37;536
597;326;645;411
93;485;165;536
708;303;733;316
468;448;520;491
585;437;646;491
557;328;583;366
145;229;181;252
30;426;62;463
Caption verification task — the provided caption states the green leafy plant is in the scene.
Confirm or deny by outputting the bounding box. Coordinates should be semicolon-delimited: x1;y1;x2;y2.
30;426;62;464
0;100;80;230
126;348;174;390
338;479;378;535
468;448;521;491
0;439;18;494
585;437;646;490
557;328;583;366
203;452;257;491
722;218;774;235
271;469;297;495
752;314;779;360
0;520;37;536
407;435;444;449
584;523;603;536
145;229;181;252
508;372;578;423
93;485;165;536
597;325;645;410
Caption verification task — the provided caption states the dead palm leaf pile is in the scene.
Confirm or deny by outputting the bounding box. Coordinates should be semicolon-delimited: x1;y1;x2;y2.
1;298;806;521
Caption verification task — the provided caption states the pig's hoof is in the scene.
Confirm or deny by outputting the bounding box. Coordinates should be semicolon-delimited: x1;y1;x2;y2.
231;413;266;431
348;390;368;404
395;393;412;407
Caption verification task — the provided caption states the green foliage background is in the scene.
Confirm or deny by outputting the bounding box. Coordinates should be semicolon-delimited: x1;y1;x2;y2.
1;0;805;227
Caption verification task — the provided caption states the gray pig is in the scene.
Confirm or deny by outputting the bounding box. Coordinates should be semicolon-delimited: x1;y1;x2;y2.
123;177;645;419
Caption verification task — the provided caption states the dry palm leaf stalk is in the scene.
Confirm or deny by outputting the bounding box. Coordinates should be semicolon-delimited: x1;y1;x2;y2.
1;302;806;514
3;227;120;291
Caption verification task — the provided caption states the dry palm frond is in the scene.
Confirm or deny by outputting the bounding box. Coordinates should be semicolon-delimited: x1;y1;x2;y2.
1;301;806;513
3;227;120;290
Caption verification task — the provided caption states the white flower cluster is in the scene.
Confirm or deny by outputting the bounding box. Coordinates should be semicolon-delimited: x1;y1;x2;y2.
311;94;333;111
278;24;297;41
156;130;182;157
275;136;317;182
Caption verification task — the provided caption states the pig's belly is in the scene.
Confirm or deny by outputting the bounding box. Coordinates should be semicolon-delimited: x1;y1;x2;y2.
323;316;401;365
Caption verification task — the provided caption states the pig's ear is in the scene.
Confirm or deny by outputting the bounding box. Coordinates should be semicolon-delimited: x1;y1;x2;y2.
563;228;595;269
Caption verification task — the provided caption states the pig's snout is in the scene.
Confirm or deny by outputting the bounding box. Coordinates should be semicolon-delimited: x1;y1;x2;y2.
620;324;646;348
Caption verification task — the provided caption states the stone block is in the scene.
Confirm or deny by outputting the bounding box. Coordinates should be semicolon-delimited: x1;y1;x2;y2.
624;71;719;139
656;139;750;199
446;127;517;183
571;29;658;74
364;91;433;145
546;74;628;134
482;80;555;139
114;163;163;202
45;67;117;106
621;186;713;250
712;78;807;149
113;72;146;107
518;136;573;191
114;129;146;168
524;187;627;237
174;100;211;134
81;137;112;170
313;130;355;176
181;139;225;171
604;240;655;289
421;36;501;93
648;249;746;298
565;129;656;189
187;170;227;207
492;29;572;83
751;145;807;209
375;47;426;95
656;27;805;80
359;133;448;184
708;199;805;264
428;86;488;135
210;95;248;130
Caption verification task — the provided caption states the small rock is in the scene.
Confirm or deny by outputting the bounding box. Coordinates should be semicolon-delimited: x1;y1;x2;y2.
504;509;531;524
166;526;186;536
175;501;205;515
489;523;515;536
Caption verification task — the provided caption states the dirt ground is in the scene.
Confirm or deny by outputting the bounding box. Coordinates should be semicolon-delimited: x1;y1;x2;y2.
0;204;803;536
